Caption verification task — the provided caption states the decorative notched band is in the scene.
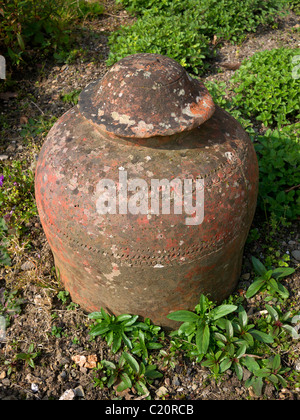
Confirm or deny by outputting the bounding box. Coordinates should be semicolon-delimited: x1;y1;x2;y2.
41;210;247;267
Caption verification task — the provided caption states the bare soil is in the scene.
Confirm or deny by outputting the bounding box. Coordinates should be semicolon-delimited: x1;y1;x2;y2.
0;3;299;400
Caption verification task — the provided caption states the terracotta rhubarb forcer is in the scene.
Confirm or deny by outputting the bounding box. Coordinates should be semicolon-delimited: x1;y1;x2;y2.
35;53;259;328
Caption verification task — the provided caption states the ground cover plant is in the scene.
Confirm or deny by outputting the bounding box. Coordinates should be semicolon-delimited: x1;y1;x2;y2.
108;0;288;73
0;0;105;67
0;0;299;401
205;48;300;224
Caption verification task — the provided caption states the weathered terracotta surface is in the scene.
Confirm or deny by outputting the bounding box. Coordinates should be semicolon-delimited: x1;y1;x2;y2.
35;53;259;328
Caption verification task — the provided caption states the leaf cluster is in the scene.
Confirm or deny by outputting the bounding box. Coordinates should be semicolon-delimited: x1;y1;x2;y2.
95;351;162;395
246;256;294;300
231;48;300;128
109;0;288;74
0;160;37;236
166;290;298;395
0;0;105;66
89;309;164;396
254;126;300;220
0;217;11;267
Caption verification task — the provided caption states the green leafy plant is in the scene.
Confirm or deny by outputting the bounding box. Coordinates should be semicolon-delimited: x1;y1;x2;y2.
0;217;11;267
231;48;300;128
94;351;162;395
244;354;289;396
0;0;105;67
107;12;211;74
167;295;237;356
16;343;41;368
61;89;81;106
254;126;300;221
89;308;164;354
89;309;139;353
0;160;37;235
131;328;163;363
231;307;274;347
0;288;24;327
245;256;294;300
260;304;299;341
109;0;287;74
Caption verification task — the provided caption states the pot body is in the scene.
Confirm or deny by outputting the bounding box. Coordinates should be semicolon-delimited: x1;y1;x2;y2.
35;104;258;328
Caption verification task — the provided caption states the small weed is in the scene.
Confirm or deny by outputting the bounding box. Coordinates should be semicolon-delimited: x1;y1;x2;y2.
0;288;24;327
245;256;294;300
61;89;81;106
16;343;40;368
0;160;37;236
93;351;162;396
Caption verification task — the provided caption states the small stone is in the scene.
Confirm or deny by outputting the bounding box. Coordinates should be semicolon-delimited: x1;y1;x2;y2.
155;386;168;398
0;371;6;380
0;155;9;161
31;383;39;393
2;378;10;387
59;389;76;400
21;261;35;271
291;250;300;262
74;386;85;398
172;376;181;387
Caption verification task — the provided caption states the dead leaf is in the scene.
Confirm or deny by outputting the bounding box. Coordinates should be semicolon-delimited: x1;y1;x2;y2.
20;116;28;125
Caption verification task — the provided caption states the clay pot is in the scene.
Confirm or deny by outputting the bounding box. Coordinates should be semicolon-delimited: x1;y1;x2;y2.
35;53;258;328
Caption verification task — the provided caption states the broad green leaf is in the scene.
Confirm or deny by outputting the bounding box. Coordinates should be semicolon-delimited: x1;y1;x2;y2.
251;377;263;396
135;380;149;396
123;315;139;326
276;374;288;388
238;307;248;328
88;312;103;320
196;324;210;354
243;356;260;373
272;354;281;371
198;294;208;314
234;362;244;381
282;324;299;339
236;343;247;359
245;278;265;298
147;342;163;350
122;352;140;374
167;310;199;322
116;314;133;322
210;305;237;320
226;320;234;338
89;324;110;337
220;358;232;373
102;360;116;370
251;256;267;276
107;330;114;347
272;267;295;279
112;334;122;353
117;373;132;392
265;304;279;321
178;321;196;336
121;332;133;349
100;307;110;322
250;329;274;344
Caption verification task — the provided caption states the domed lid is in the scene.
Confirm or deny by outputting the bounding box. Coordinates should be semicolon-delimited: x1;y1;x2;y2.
78;53;215;139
